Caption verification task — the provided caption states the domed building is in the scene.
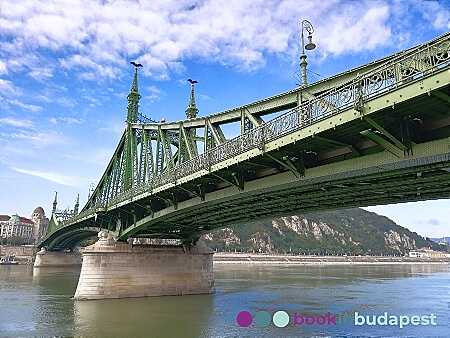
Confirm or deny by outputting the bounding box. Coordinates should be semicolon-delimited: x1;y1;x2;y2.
30;206;50;243
0;207;49;244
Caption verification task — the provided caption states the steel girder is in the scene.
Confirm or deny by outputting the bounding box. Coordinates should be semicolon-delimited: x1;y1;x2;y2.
40;33;450;249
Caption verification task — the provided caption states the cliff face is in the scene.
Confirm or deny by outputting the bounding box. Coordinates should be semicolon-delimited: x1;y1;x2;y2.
203;208;444;255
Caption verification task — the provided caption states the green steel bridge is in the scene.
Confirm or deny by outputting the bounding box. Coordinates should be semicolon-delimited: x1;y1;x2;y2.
40;33;450;251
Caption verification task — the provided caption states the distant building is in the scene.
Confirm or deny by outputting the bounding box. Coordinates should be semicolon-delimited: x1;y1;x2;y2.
0;207;49;244
409;247;449;258
408;250;427;258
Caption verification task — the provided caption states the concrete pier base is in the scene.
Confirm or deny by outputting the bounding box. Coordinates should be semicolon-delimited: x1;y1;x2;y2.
34;248;82;267
73;231;215;300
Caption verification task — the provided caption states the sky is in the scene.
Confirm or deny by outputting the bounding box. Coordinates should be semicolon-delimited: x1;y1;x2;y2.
0;0;449;238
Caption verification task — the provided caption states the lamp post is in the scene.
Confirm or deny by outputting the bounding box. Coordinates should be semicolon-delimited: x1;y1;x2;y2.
300;20;316;86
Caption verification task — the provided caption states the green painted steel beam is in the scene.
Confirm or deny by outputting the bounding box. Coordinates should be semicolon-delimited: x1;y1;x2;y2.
210;172;240;189
363;117;409;152
207;119;222;145
313;135;349;147
431;90;450;104
265;153;302;178
360;129;403;157
115;136;450;242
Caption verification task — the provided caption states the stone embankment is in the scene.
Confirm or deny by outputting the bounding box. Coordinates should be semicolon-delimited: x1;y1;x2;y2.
0;245;37;264
213;252;450;265
2;245;449;266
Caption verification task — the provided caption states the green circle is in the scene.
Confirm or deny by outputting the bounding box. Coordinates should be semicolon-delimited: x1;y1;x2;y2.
273;311;289;327
254;311;271;327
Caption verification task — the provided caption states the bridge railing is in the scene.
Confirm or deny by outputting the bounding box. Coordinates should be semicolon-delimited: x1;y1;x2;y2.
60;33;449;228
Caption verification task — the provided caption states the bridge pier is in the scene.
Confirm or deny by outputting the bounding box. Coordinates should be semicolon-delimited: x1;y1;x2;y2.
73;231;215;300
34;248;82;267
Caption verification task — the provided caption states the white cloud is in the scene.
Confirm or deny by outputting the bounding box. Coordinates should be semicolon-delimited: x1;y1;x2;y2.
0;60;7;75
0;78;21;97
7;99;43;112
0;117;34;128
82;95;101;106
197;94;211;102
317;5;391;57
63;147;117;167
144;85;165;102
60;117;84;125
11;167;89;187
9;130;66;148
57;97;77;108
0;0;447;82
36;95;52;103
98;119;125;138
29;68;53;81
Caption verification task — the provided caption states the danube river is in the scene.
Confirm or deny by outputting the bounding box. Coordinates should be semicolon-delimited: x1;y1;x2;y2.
0;263;448;337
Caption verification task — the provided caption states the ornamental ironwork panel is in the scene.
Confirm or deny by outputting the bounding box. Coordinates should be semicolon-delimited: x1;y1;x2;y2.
62;33;449;226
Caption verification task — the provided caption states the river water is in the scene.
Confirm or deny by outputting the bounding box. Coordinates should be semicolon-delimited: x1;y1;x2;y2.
0;263;448;337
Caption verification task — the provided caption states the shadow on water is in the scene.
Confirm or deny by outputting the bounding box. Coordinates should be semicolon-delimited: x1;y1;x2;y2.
73;294;214;337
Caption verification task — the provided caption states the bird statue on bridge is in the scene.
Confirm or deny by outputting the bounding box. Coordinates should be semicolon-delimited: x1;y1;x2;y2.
187;79;198;84
131;61;143;67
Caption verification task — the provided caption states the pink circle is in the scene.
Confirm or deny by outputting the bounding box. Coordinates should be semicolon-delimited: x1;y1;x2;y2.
237;311;253;327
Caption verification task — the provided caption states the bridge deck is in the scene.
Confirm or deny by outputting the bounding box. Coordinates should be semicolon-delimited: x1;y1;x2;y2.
39;33;450;250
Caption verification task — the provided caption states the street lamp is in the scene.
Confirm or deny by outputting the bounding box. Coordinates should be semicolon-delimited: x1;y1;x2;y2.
300;20;316;86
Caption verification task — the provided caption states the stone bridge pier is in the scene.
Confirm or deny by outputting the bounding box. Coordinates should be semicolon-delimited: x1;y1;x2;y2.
73;231;215;300
34;248;82;267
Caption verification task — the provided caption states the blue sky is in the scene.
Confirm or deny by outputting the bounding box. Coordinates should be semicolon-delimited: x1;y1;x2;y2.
0;0;449;238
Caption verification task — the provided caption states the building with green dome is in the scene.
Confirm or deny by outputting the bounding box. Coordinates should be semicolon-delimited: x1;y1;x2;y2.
0;207;49;244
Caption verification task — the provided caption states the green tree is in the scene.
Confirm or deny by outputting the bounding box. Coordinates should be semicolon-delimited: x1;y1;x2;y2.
7;236;24;246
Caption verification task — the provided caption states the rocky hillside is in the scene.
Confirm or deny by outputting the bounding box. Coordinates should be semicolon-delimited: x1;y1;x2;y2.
203;208;445;255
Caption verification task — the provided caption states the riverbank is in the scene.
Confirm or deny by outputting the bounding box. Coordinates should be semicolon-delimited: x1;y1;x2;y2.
213;252;450;265
0;245;37;264
2;245;449;265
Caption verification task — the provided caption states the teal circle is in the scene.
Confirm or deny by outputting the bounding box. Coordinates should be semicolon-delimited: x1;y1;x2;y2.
273;311;289;327
254;311;271;327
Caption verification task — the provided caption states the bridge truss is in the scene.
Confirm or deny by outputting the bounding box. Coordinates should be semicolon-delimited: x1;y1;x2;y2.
40;33;450;250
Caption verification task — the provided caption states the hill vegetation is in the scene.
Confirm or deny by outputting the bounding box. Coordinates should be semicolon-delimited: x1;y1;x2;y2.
203;208;446;255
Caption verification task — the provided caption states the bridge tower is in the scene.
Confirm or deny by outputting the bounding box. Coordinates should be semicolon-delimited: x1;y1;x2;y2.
185;79;199;119
180;79;200;161
52;191;57;214
122;65;141;191
73;194;79;215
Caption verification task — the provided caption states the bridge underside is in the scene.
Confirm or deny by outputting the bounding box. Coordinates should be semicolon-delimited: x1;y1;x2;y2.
124;140;449;244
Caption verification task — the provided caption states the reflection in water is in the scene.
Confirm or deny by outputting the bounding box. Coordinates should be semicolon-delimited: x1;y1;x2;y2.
31;267;81;336
0;264;448;337
73;294;214;337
